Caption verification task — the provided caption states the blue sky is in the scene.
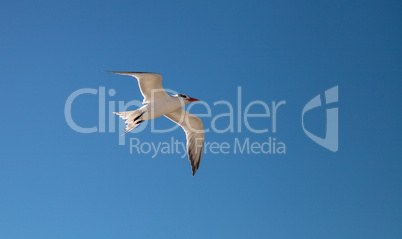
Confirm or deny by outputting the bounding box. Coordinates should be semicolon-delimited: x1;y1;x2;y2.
1;0;401;238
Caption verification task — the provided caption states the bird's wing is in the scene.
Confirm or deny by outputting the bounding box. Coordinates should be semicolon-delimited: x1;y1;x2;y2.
164;108;205;175
105;71;169;104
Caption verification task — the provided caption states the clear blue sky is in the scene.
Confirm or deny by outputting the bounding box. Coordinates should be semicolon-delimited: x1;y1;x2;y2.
1;0;401;238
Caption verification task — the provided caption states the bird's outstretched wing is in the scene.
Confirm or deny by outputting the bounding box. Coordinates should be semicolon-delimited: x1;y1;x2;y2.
105;71;169;104
164;108;205;175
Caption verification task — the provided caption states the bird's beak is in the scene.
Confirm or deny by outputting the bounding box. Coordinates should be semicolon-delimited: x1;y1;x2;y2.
188;98;200;102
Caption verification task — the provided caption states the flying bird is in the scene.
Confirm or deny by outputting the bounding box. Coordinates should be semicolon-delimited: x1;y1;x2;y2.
106;71;205;176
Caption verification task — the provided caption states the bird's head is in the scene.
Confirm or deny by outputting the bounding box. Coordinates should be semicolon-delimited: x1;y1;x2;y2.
175;94;200;104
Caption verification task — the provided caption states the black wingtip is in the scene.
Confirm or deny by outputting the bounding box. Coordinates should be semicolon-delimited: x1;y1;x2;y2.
192;167;197;176
103;70;116;74
103;71;156;74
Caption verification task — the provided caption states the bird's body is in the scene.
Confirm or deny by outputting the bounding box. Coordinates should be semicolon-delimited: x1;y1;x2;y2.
106;71;205;175
141;96;185;120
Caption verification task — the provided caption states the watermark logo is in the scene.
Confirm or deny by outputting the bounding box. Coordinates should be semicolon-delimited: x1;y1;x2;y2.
64;84;339;156
301;86;338;152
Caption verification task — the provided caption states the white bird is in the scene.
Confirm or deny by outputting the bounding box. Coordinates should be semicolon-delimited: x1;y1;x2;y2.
106;71;205;176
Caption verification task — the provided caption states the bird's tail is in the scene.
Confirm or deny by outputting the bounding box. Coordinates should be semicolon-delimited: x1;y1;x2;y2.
114;109;146;135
